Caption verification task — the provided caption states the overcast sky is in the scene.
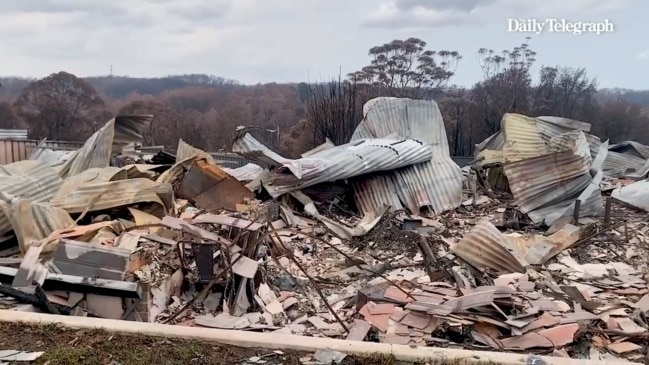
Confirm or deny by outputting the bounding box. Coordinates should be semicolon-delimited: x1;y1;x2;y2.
0;0;645;89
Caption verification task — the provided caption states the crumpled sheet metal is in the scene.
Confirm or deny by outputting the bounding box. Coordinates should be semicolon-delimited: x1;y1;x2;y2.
350;97;463;216
603;151;646;178
602;141;649;179
628;159;649;180
232;133;289;167
0;160;63;203
0;196;74;253
28;140;77;169
58;115;152;179
49;178;175;216
504;131;593;215
289;191;387;239
451;219;526;274
536;116;592;132
274;137;431;181
0;160;64;236
477;114;600;166
501;113;550;163
612;179;649;212
53;167;127;201
535;118;600;160
223;163;264;182
246;136;433;198
524;140;608;225
176;139;217;165
475;131;504;157
609;141;649;159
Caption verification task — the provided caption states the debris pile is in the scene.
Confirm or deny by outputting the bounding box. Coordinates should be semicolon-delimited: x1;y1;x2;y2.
1;98;649;364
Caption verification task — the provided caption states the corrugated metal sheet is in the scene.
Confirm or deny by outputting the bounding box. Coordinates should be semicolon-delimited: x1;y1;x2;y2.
177;139;217;165
223;163;264;182
59;115;151;178
603;151;645;178
49;178;174;216
52;167;127;201
232;98;462;216
233;133;289;167
477;150;504;167
535;119;600;159
609;141;649;159
525;141;608;225
504;131;593;215
351;174;404;214
0;197;74;253
471;114;606;225
628;159;649;179
536;116;592;132
0;160;64;236
601;141;649;179
350;97;462;216
0;129;28;140
501;113;549;163
29;141;77;168
263;137;432;198
476;114;600;166
451;219;526;274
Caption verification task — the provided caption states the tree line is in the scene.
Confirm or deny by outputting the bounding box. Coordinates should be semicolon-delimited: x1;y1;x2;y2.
1;37;648;157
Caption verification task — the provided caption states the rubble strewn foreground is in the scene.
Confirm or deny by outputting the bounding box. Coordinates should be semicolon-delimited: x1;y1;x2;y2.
2;98;649;364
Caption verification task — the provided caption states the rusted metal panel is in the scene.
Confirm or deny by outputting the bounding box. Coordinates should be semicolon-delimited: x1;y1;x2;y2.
505;132;592;214
451;219;526;274
49;178;174;215
176;160;254;211
0;161;64;236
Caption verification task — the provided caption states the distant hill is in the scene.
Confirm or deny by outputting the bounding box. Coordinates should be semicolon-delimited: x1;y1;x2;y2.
4;74;649;107
84;74;240;99
598;88;649;106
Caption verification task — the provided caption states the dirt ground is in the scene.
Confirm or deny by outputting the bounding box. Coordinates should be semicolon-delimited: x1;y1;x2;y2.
0;322;424;365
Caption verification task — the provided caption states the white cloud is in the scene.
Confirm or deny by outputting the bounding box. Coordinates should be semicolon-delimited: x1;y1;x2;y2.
364;0;634;28
0;0;643;90
638;49;649;60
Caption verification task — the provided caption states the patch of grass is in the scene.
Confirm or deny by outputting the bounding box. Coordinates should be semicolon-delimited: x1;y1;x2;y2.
42;346;97;365
343;352;398;364
0;322;499;365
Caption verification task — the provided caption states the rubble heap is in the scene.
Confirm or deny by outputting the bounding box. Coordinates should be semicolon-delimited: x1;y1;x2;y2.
1;98;649;364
